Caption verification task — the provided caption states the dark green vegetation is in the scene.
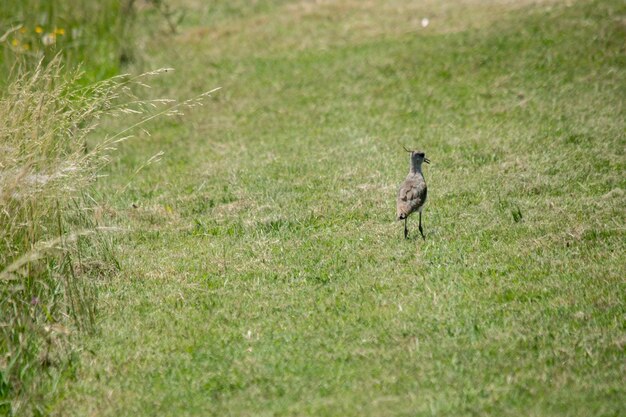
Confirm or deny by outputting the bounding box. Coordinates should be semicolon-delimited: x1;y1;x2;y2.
50;0;626;415
0;0;134;83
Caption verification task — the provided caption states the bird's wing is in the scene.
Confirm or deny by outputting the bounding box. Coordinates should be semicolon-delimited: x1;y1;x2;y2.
397;175;427;220
405;178;426;207
398;185;409;201
399;177;416;199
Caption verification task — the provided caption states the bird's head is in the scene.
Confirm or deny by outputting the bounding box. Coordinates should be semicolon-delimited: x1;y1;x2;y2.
403;146;430;165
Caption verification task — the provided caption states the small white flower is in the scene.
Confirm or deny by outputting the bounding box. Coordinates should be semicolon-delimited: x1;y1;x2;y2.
42;33;55;46
421;18;430;28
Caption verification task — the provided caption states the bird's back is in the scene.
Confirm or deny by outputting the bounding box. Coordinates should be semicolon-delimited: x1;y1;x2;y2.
396;172;427;220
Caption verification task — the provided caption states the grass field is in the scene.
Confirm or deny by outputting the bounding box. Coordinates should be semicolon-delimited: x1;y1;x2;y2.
51;0;624;415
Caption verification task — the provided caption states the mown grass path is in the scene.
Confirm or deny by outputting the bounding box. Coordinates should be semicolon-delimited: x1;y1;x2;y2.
54;1;624;415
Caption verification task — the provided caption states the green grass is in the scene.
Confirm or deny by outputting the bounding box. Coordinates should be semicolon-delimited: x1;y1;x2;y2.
53;0;624;415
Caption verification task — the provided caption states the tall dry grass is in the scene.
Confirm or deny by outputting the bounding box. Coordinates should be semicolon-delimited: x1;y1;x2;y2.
0;57;183;415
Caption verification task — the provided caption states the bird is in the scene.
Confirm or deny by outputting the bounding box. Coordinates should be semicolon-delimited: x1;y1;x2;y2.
396;147;430;239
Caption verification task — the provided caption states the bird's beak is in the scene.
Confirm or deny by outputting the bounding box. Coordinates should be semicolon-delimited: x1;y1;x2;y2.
424;158;431;164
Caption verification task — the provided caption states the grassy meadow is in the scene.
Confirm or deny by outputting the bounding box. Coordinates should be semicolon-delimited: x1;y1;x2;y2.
3;0;626;415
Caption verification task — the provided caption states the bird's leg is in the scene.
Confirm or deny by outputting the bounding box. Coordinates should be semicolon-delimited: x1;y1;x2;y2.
404;217;408;239
419;211;425;240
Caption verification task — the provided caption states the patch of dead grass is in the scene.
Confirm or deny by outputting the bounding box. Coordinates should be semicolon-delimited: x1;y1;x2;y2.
176;0;565;58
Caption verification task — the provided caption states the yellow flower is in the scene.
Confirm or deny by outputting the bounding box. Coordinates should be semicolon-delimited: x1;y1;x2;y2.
11;38;19;46
55;28;65;36
35;26;43;34
23;43;30;50
20;27;27;33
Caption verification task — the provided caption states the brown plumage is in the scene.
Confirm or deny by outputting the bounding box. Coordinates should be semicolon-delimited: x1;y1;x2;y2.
396;149;429;239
